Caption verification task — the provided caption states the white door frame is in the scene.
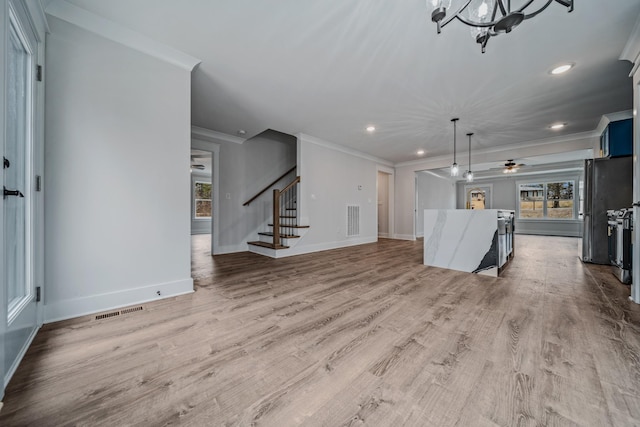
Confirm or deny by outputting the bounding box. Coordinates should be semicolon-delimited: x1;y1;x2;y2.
376;165;394;239
1;0;46;399
191;139;220;255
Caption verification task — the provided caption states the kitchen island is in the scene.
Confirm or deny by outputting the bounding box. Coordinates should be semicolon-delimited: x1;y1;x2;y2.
423;209;514;276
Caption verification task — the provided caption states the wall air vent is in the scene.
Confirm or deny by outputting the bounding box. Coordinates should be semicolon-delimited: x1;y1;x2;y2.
121;306;144;315
95;306;143;320
95;311;120;320
347;205;360;237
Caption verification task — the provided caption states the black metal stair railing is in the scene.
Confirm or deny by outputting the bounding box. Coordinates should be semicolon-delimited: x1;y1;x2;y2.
272;176;300;247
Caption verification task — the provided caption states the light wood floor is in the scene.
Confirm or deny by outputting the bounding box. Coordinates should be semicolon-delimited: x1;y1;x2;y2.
1;235;639;426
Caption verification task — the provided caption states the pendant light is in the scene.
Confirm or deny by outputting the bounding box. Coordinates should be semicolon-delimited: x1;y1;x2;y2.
450;118;459;177
466;132;474;183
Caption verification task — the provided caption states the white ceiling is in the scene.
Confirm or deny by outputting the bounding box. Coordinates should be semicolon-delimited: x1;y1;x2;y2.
61;0;640;164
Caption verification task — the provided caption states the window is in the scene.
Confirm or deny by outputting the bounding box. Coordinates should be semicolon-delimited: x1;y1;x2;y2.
518;181;574;220
194;181;212;219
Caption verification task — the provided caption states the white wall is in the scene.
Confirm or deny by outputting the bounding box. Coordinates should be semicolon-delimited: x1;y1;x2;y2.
44;17;194;322
415;171;456;237
191;171;211;235
456;178;515;210
456;170;584;237
292;134;382;255
377;172;389;236
394;133;597;240
192;129;297;254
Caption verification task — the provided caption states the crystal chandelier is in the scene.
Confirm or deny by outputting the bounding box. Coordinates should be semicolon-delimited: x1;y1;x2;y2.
428;0;574;53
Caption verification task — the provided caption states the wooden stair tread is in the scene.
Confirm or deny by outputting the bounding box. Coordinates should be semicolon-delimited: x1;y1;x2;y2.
248;241;289;250
268;224;310;228
258;232;300;239
280;215;297;219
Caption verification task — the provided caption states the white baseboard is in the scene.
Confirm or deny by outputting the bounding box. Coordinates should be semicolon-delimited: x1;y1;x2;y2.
250;237;378;259
190;230;211;235
378;233;390;238
44;278;194;323
392;234;416;241
215;243;248;255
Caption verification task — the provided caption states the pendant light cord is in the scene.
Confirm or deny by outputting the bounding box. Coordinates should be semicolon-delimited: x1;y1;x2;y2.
468;133;472;169
452;119;457;163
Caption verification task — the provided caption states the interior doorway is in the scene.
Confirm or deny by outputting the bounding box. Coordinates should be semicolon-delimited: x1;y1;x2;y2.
190;145;218;256
377;171;391;238
190;149;212;236
465;184;493;210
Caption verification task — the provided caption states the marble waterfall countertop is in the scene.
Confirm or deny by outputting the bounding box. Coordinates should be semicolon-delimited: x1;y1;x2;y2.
423;209;512;276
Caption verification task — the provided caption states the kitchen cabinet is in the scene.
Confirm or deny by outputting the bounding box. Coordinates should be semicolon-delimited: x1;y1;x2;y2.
601;118;632;158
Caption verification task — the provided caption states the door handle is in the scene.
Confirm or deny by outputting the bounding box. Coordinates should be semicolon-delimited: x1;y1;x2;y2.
3;186;24;199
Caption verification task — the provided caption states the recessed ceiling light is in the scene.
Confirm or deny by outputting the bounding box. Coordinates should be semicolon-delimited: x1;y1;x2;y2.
550;123;566;130
550;64;574;75
366;126;376;132
237;129;246;135
417;149;425;156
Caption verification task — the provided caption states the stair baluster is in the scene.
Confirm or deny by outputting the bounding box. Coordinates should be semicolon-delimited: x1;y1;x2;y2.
249;176;302;252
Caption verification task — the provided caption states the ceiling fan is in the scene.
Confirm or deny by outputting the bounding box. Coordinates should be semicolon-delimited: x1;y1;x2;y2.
502;159;525;173
190;153;208;170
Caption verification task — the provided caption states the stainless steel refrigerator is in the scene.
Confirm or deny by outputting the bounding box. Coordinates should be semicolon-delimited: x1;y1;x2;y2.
582;156;633;264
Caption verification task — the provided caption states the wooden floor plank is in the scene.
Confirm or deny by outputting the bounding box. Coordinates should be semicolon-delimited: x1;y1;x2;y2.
1;234;639;426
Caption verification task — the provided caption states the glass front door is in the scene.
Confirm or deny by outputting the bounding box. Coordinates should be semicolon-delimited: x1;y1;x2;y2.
3;1;40;390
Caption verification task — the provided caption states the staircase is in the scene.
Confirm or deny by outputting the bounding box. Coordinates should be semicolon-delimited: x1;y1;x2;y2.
247;176;309;256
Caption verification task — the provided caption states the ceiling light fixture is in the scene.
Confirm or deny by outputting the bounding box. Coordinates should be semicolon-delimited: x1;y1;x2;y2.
503;159;523;173
366;126;376;132
417;149;426;155
550;63;574;75
465;132;474;183
550;123;566;130
450;118;459;177
428;0;574;54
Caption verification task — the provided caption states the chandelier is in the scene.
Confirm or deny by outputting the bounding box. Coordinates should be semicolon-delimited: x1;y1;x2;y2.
428;0;574;53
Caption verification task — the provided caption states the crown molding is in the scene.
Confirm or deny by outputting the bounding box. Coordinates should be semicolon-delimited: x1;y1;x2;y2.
621;13;640;76
297;133;394;167
191;126;246;145
394;130;598;169
45;0;201;71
